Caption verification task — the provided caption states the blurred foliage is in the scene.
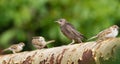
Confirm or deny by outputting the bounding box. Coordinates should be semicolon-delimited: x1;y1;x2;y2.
0;0;120;50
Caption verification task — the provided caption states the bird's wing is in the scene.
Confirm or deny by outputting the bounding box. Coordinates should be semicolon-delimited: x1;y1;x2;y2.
10;45;18;49
32;39;41;45
65;23;85;39
97;28;111;37
88;28;111;40
88;29;107;40
61;24;73;39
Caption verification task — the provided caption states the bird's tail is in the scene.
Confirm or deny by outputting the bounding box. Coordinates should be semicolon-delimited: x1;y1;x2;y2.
2;48;9;52
46;40;55;44
88;36;97;41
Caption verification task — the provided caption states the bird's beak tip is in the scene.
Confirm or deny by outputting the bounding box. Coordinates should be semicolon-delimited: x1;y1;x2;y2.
55;20;58;23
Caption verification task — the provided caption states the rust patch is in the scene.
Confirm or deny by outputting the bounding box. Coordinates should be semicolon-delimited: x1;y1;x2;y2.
22;56;33;64
32;52;37;57
39;53;44;58
78;59;81;64
8;58;14;64
2;60;7;64
56;48;68;64
46;57;48;62
71;48;76;52
111;45;117;56
49;54;54;64
72;62;74;64
67;60;74;64
56;53;60;63
39;53;47;64
8;58;11;63
67;60;70;64
79;43;84;46
78;49;95;64
39;59;47;64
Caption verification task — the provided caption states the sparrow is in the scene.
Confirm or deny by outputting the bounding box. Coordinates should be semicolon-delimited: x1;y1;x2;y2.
56;18;86;44
32;36;55;49
88;25;119;41
3;42;25;54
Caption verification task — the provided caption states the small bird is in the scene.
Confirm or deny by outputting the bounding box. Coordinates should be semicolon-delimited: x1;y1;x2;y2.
32;36;55;49
3;42;25;54
56;18;86;44
88;25;119;41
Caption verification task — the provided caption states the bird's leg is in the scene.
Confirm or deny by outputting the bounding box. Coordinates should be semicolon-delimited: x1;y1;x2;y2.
69;40;75;45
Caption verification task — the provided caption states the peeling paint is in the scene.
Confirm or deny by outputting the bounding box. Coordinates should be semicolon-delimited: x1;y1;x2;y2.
71;48;76;52
22;56;33;64
8;58;11;63
111;45;116;56
8;58;14;64
56;48;68;64
2;60;7;64
39;53;44;58
39;52;48;64
0;38;119;64
32;52;37;57
67;59;71;64
39;59;46;64
71;62;74;64
79;43;84;46
49;54;54;64
78;49;95;64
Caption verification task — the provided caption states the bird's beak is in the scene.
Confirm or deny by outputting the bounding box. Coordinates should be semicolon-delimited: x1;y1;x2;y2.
55;20;59;23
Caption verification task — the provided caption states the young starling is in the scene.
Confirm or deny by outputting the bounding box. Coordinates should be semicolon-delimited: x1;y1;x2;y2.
3;42;25;54
56;18;85;44
88;25;119;41
32;36;55;49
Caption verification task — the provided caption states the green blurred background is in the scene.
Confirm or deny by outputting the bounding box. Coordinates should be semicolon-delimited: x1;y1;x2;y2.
0;0;120;51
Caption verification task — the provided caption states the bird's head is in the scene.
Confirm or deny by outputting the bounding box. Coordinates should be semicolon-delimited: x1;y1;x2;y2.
111;25;119;30
32;36;45;42
19;42;25;47
56;18;67;26
39;36;45;42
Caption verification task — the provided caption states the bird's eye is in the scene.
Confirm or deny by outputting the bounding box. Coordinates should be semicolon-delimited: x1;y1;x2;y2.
60;20;62;22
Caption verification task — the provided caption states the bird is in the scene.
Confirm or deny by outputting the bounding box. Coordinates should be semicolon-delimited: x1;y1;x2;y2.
56;18;86;44
88;25;119;41
2;42;25;54
32;36;55;49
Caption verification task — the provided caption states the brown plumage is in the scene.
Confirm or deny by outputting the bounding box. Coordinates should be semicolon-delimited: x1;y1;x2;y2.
2;42;25;54
32;36;55;49
56;18;85;44
88;25;119;41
